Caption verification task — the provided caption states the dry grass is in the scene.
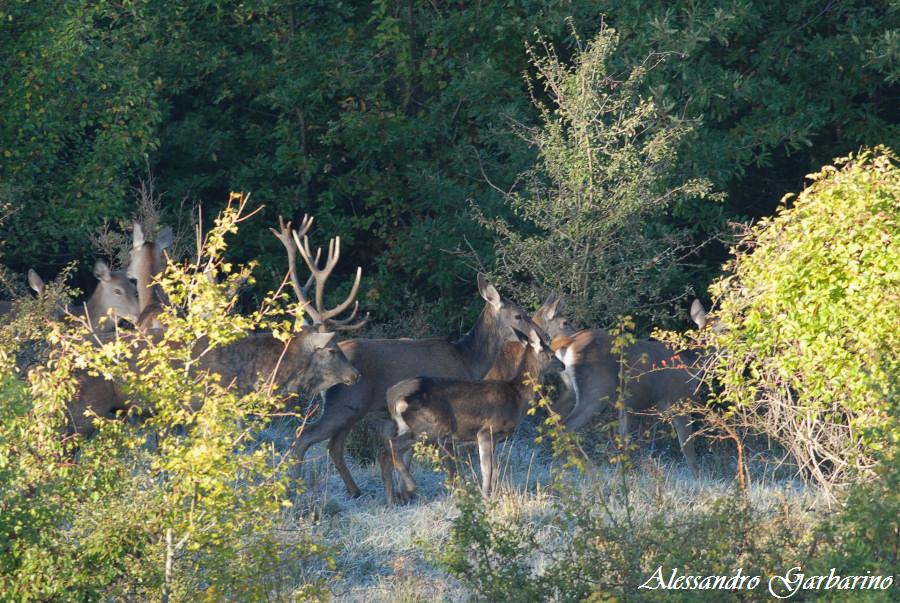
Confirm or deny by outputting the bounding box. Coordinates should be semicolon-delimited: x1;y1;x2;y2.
258;418;821;602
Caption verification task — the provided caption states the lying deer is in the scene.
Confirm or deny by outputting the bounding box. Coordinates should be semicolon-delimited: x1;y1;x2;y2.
381;327;564;504
545;300;713;477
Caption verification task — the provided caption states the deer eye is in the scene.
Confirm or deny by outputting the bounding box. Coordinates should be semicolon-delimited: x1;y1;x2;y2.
114;289;123;295
513;313;522;320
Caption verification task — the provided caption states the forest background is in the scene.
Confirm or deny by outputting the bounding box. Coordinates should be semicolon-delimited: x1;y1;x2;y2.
2;0;897;332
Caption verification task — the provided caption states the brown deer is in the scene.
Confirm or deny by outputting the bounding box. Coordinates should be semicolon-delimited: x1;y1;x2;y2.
72;260;141;331
532;294;576;340
546;301;712;477
382;327;564;503
127;223;174;331
0;269;48;319
65;217;362;437
10;264;139;330
285;272;539;498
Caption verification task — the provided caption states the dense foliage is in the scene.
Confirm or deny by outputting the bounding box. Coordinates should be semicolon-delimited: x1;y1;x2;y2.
702;148;899;494
436;392;898;602
0;202;328;601
0;2;898;598
1;1;897;330
482;24;714;327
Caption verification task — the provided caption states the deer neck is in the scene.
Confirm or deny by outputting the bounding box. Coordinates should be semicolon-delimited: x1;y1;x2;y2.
485;342;526;381
453;304;504;378
133;247;156;314
511;349;541;410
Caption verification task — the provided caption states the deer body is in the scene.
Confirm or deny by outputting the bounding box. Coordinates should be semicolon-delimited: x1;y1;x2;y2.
290;275;537;498
551;328;701;476
67;330;359;436
382;328;563;503
67;214;365;437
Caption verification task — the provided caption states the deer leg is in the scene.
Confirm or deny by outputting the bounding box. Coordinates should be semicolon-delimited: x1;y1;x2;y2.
328;427;362;498
476;429;495;496
380;443;397;505
562;369;617;432
553;387;577;421
391;435;417;501
290;405;364;496
671;414;700;478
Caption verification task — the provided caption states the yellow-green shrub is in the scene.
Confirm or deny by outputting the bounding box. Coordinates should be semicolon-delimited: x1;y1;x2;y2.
706;147;899;492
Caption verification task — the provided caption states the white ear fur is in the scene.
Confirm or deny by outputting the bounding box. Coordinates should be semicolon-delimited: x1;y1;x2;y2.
477;273;502;310
27;269;44;294
132;223;145;249
529;329;542;353
93;260;111;282
509;326;530;345
690;298;708;329
542;295;561;321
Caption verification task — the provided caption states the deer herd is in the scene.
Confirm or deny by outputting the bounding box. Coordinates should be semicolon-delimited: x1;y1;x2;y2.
1;212;715;505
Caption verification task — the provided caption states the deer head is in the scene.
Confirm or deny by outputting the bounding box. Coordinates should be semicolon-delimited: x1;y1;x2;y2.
86;260;140;330
532;293;574;339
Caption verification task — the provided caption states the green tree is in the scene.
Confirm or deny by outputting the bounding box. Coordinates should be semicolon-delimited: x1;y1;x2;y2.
2;1;896;330
481;24;715;328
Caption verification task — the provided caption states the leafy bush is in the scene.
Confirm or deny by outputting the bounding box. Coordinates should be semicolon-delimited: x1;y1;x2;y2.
480;24;715;328
0;196;329;601
701;147;899;495
433;406;815;602
435;398;897;602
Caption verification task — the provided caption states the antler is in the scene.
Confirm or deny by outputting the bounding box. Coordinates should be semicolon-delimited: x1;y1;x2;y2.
271;215;369;332
270;215;319;323
292;231;369;332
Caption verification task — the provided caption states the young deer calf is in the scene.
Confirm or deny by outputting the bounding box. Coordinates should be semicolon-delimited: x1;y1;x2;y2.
382;327;564;504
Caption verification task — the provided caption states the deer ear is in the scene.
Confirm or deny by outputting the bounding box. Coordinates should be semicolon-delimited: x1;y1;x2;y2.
543;294;562;321
157;226;174;250
477;273;501;310
132;223;145;249
93;260;111;282
27;269;44;294
690;299;708;329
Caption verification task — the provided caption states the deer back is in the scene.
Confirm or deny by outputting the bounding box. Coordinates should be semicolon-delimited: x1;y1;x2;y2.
336;274;537;415
553;328;700;429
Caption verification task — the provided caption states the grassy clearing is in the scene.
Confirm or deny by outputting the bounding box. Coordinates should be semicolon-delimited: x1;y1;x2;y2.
262;417;821;602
